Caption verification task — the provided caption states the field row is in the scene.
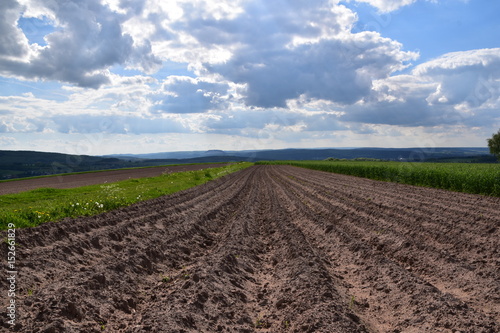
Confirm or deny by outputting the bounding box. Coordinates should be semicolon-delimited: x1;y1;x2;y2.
258;160;500;196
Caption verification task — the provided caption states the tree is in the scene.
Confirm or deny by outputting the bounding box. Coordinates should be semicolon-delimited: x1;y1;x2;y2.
487;129;500;161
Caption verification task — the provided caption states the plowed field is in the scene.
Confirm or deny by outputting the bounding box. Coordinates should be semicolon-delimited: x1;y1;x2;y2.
1;165;499;332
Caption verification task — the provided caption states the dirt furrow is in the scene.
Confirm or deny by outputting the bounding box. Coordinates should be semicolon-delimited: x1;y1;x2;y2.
283;166;498;241
129;166;367;332
278;166;497;295
1;169;254;332
278;167;498;267
1;165;498;332
278;166;498;266
271;165;499;331
290;164;500;221
257;168;368;332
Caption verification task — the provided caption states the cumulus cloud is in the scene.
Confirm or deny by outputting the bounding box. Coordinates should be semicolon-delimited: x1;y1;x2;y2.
0;107;191;135
413;48;500;107
181;0;418;108
178;0;355;48
202;107;346;138
1;0;417;103
352;0;418;13
152;76;230;113
52;114;190;134
1;0;498;151
342;48;500;127
0;136;17;145
208;34;416;108
0;0;161;88
203;109;300;134
343;97;458;126
0;0;30;59
303;113;348;132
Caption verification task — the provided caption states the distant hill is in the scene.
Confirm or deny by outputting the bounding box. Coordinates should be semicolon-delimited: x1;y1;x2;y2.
0;150;125;180
0;150;251;180
0;147;495;180
109;147;494;162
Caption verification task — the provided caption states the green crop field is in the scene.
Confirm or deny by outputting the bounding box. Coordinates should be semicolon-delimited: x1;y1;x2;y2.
257;160;500;197
0;162;252;230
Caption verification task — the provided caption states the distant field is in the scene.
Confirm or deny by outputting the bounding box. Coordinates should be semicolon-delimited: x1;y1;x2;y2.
0;162;252;230
0;162;231;195
257;160;500;196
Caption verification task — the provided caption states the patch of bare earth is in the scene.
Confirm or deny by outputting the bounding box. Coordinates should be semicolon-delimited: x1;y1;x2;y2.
1;165;498;332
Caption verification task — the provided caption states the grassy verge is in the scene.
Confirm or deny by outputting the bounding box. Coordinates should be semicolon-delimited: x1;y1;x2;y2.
0;162;252;230
257;160;500;197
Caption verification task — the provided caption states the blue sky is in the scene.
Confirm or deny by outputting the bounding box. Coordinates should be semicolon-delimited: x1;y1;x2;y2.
349;0;500;64
0;0;499;154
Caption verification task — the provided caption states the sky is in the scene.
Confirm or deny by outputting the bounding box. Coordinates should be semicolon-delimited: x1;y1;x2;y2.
0;0;499;155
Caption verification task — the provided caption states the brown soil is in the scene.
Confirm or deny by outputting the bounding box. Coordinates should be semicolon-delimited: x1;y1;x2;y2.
0;164;229;195
1;165;499;332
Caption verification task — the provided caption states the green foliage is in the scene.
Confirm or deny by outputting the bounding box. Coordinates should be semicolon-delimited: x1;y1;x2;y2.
487;129;500;161
161;276;172;283
325;157;383;162
349;295;356;309
257;160;500;197
191;171;202;181
254;318;269;329
0;162;252;230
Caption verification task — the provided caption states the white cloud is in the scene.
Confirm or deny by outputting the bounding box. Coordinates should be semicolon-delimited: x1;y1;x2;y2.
341;48;500;128
0;0;161;88
206;34;416;108
414;48;500;107
151;76;230;113
414;48;500;74
0;136;17;146
178;0;419;108
0;0;31;59
352;0;419;13
1;0;498;153
51;114;190;135
202;107;347;139
1;0;417;101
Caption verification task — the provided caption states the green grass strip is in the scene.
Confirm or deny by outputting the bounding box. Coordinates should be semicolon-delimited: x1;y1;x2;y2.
257;160;500;197
0;162;252;230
